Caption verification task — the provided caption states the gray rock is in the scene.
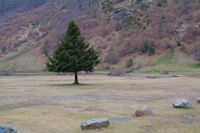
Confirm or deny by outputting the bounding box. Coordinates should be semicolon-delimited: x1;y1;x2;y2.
173;99;192;108
81;118;110;130
197;98;200;103
134;105;153;117
0;125;16;133
141;105;153;116
171;74;178;77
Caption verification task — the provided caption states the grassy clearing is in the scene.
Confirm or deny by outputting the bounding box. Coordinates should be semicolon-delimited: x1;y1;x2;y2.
0;49;200;73
0;45;45;72
118;51;200;73
0;75;199;133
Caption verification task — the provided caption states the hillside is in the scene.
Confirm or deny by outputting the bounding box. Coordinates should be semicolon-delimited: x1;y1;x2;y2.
0;0;200;72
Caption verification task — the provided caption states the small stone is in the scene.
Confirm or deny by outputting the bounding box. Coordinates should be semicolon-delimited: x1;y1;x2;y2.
171;74;178;77
197;98;200;103
173;99;192;108
0;125;17;133
81;118;110;130
134;105;153;117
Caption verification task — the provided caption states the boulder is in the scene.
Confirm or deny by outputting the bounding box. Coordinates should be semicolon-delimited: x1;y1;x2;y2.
0;125;17;133
197;98;200;103
171;74;178;77
134;110;144;117
134;105;153;117
141;105;153;115
173;99;192;108
81;118;110;130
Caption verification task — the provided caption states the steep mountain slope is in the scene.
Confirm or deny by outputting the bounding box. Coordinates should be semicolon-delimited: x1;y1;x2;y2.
0;0;47;15
0;0;200;72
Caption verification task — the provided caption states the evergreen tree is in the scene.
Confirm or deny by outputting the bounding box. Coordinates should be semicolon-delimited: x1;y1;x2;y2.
46;20;99;84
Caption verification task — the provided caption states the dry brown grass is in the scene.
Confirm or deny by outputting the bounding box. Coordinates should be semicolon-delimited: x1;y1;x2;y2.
0;75;200;133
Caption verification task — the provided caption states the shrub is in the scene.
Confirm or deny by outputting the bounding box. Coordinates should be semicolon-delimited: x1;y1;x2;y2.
176;40;183;47
148;47;155;56
140;2;150;11
141;40;155;56
136;0;143;4
125;58;133;68
169;45;176;56
42;41;49;56
157;1;163;7
1;46;6;53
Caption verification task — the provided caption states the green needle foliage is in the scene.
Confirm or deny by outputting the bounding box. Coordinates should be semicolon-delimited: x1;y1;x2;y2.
46;20;99;84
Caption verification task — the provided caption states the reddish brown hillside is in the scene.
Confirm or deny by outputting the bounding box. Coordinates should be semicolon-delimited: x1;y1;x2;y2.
0;0;200;72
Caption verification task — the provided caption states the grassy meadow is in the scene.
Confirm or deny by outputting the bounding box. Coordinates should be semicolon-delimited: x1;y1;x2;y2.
0;74;199;133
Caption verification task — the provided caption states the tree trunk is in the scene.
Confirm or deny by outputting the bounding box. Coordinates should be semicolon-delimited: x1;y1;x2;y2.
74;72;79;84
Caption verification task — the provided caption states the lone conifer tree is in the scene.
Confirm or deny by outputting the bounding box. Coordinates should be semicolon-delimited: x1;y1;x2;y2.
46;20;99;84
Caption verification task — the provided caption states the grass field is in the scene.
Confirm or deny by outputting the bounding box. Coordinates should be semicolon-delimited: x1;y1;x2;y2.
0;74;200;133
117;51;200;73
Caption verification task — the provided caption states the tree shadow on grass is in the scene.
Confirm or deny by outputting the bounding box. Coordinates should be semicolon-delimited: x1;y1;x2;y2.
50;83;99;87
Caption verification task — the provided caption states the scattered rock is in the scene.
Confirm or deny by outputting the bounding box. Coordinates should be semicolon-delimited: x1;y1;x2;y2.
171;74;178;77
197;98;200;103
134;105;153;117
81;118;110;130
173;99;192;108
0;125;17;133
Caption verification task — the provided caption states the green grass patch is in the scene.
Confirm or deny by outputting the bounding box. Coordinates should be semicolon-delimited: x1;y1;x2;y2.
192;63;200;68
127;51;200;73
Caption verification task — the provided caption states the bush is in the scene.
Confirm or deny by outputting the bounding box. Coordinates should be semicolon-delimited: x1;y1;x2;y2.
136;0;143;4
125;58;133;68
1;46;6;53
148;47;155;56
157;1;163;7
140;2;150;11
141;40;155;56
176;40;183;47
42;41;49;56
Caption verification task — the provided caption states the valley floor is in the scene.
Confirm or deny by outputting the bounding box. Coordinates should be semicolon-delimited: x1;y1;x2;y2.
0;75;199;133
